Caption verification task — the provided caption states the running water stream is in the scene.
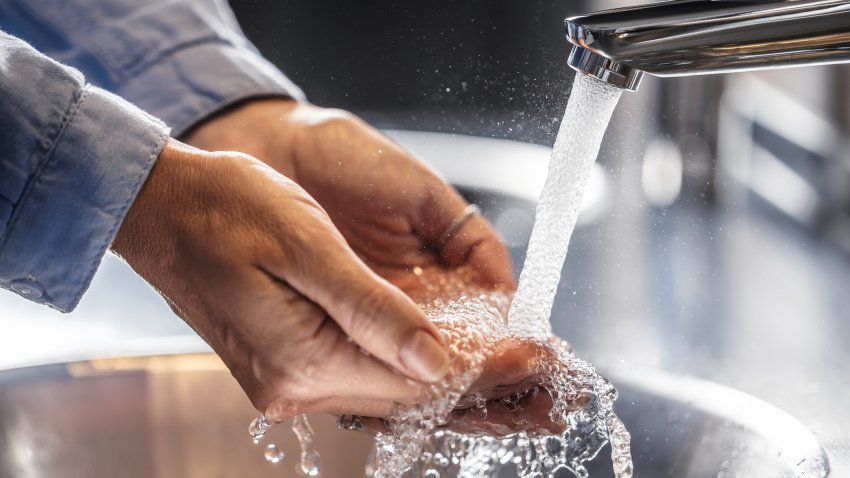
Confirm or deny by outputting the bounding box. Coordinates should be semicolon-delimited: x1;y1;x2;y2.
508;75;623;340
248;73;632;477
372;74;631;478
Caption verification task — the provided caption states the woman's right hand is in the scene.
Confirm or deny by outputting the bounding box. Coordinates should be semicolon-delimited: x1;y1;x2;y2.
111;139;452;421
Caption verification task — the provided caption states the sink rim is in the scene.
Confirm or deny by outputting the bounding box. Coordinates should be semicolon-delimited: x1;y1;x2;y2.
0;351;830;477
605;364;830;476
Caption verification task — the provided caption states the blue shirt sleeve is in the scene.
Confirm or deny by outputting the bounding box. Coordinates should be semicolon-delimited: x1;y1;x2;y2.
0;31;170;311
0;0;305;137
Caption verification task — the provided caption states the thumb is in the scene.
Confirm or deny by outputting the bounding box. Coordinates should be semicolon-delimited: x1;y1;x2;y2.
324;271;452;383
266;205;451;383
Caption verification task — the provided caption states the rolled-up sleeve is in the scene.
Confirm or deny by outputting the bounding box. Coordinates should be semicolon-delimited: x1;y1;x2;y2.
0;0;305;137
0;32;169;311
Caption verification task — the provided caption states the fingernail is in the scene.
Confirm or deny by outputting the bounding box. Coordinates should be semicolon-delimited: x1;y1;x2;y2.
400;329;450;382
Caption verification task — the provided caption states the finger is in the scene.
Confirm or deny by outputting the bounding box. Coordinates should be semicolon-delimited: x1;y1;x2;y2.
313;322;426;401
226;272;428;420
417;182;515;290
447;387;566;437
315;267;452;384
444;217;516;290
261;335;426;421
464;338;550;398
336;388;568;438
259;191;452;384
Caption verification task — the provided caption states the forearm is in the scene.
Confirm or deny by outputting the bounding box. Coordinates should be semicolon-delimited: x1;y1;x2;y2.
0;31;169;311
0;0;304;136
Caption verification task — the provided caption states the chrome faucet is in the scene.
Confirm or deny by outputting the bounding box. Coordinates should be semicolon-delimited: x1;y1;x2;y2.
565;0;850;91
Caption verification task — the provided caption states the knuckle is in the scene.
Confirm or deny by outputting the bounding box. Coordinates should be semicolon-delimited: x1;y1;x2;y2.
304;108;362;135
298;105;360;129
318;108;358;125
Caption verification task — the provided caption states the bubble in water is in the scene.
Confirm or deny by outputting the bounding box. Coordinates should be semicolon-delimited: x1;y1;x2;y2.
265;444;284;464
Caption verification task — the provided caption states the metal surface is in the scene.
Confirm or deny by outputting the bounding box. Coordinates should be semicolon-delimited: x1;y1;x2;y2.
587;369;829;477
565;0;850;90
0;355;829;478
567;46;644;91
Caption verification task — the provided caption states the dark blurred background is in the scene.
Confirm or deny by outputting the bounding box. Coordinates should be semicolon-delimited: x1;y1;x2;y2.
229;0;585;145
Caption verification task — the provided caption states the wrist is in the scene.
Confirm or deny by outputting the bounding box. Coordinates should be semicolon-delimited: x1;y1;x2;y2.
180;98;302;177
112;138;186;274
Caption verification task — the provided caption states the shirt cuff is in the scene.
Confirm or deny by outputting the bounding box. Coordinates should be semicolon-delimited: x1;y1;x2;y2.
0;86;169;312
115;41;305;138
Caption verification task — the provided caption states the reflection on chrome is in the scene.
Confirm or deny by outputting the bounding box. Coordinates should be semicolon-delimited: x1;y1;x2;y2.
565;0;850;91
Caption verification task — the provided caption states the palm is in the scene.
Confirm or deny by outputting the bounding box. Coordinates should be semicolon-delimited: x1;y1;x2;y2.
287;113;514;296
183;100;513;294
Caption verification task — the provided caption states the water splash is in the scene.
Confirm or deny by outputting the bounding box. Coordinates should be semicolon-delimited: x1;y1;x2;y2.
248;413;320;475
372;292;512;477
248;415;271;443
369;289;631;478
508;72;633;476
370;73;632;477
249;415;286;466
248;73;632;478
292;414;321;476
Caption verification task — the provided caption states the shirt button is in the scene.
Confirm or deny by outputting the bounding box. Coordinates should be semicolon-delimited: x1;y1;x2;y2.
10;279;44;299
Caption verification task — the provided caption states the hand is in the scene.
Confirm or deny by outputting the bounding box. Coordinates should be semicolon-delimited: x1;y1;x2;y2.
182;100;565;436
182;99;515;298
111;139;452;421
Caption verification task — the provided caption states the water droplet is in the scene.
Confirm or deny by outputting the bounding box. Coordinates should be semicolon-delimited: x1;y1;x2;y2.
264;444;284;464
292;415;321;476
249;415;271;441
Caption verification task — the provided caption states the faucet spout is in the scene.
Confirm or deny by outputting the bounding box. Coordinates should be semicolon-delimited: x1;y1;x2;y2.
565;0;850;91
567;45;645;91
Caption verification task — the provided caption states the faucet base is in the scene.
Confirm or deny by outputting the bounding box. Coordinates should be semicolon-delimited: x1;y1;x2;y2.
568;46;644;92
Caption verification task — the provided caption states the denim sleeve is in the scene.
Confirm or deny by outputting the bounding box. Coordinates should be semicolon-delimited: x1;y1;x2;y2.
0;31;170;311
0;0;305;138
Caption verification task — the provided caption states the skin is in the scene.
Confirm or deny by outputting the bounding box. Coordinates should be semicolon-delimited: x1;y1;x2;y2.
113;98;564;437
113;139;453;419
182;99;514;296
